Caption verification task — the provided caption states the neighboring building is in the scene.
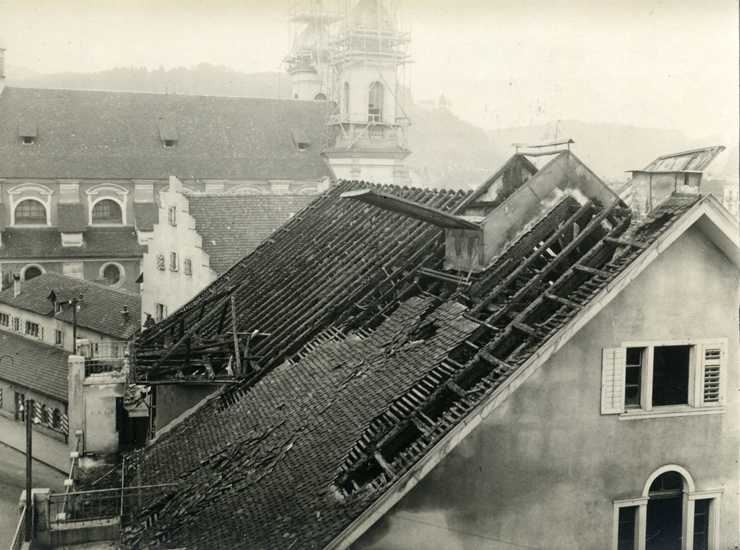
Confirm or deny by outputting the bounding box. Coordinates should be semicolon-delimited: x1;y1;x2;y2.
140;176;316;324
0;271;140;352
124;149;739;549
723;182;739;220
287;0;412;186
0;272;143;450
620;146;725;217
0;330;70;442
0;69;334;292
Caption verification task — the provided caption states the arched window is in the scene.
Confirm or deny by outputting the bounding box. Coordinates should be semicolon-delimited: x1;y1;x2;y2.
343;82;350;116
613;466;720;550
23;266;43;281
368;81;383;122
15;199;47;225
92;199;123;224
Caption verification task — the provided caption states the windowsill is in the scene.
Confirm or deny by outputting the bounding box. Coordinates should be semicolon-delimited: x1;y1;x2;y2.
619;405;724;420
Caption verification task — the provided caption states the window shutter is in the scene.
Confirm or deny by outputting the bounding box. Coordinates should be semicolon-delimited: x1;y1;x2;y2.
601;348;626;414
701;344;723;405
156;254;165;270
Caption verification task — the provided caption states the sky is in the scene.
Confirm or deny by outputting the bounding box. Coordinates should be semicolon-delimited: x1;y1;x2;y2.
0;0;737;143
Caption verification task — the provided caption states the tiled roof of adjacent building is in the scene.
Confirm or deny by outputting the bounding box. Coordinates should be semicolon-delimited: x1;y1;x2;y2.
0;227;146;259
57;203;87;233
187;194;317;274
0;330;70;402
0;87;334;181
126;172;715;549
133;203;160;232
0;272;141;340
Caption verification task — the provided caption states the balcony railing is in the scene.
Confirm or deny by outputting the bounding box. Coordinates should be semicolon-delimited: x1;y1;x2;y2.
9;505;27;550
49;484;175;526
78;341;129;378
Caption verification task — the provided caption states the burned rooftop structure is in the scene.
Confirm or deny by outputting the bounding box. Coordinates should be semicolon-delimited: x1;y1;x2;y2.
124;147;740;549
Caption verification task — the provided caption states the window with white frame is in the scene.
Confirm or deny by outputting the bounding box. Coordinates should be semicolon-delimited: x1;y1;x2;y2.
25;321;40;339
55;329;64;346
601;339;726;417
169;252;178;272
613;467;721;550
184;258;192;276
155;303;167;322
11;317;21;331
168;205;177;226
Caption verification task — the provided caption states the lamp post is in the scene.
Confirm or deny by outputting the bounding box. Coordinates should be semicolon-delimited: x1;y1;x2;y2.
24;397;33;541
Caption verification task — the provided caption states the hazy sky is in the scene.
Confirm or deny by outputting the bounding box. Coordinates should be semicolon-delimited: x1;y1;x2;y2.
0;0;737;142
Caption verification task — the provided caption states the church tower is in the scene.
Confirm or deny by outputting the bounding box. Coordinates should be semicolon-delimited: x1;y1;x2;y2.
285;1;334;101
287;0;411;186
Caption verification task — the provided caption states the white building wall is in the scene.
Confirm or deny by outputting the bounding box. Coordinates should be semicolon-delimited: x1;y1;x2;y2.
141;176;217;326
0;302;121;352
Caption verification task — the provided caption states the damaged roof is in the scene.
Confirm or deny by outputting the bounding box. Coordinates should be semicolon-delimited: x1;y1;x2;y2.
639;145;726;173
124;162;728;548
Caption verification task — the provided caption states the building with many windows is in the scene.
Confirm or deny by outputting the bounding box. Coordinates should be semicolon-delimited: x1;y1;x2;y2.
0;272;140;443
0;60;334;294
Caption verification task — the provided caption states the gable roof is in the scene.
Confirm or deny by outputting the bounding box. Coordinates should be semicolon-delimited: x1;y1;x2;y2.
125;179;738;549
186;194;316;274
0;272;141;340
0;227;146;259
0;87;334;181
0;330;70;402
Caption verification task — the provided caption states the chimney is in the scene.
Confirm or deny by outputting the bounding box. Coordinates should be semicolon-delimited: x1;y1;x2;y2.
13;274;20;297
122;305;130;324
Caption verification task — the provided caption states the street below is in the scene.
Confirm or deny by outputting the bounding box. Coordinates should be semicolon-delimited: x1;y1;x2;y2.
0;442;65;548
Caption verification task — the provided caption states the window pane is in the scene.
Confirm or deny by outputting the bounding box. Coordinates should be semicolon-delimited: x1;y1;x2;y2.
103;264;121;285
652;345;690;406
625;347;643;407
15;200;46;224
92;199;122;224
693;499;710;550
617;506;637;550
24;267;42;281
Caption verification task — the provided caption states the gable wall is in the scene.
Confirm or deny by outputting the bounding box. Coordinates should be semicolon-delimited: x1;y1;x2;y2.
355;223;740;550
140;189;216;325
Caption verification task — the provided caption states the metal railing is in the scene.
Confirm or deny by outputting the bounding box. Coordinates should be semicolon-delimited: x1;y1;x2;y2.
9;505;27;550
49;484;175;526
79;341;129;377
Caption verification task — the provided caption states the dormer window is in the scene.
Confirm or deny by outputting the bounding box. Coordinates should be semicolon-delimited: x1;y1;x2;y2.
291;129;309;151
159;119;179;148
18;120;37;145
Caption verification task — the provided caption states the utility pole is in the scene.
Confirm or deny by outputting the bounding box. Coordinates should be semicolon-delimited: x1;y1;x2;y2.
25;398;33;541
